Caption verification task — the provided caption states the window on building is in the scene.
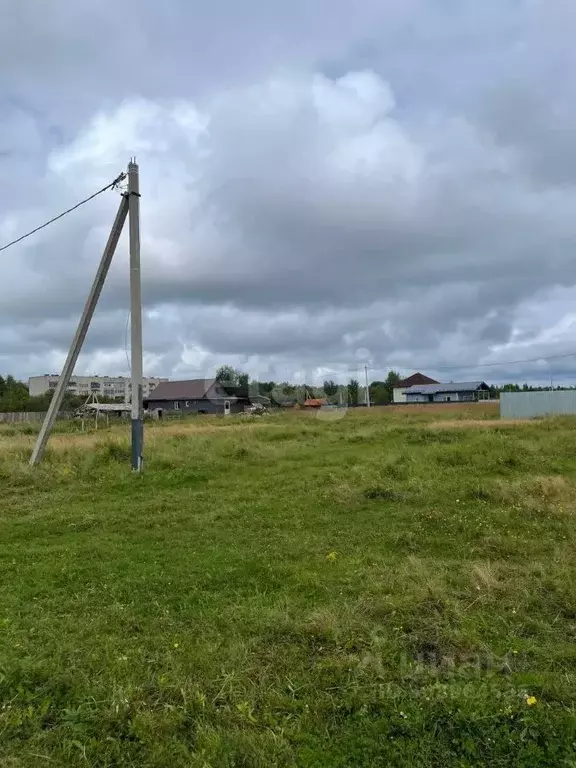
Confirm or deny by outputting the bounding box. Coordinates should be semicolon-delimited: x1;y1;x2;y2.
174;401;180;410
48;382;58;389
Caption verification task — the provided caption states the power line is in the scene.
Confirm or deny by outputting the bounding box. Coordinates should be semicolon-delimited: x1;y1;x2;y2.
0;172;126;254
376;350;576;373
321;350;576;378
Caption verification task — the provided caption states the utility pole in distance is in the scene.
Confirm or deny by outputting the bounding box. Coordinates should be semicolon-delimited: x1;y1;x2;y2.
128;159;144;472
365;365;371;408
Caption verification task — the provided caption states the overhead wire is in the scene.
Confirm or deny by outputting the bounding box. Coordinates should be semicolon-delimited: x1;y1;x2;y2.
319;350;576;378
370;350;576;373
0;172;126;254
0;169;138;383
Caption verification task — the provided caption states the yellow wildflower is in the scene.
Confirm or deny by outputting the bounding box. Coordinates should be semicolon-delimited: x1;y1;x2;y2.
525;695;537;706
326;551;337;562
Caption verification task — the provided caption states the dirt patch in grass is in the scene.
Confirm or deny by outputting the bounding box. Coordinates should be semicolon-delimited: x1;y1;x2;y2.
157;421;280;437
429;418;526;429
385;402;499;416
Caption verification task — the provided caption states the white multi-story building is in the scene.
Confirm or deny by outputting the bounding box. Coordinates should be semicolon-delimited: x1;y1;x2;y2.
28;374;168;401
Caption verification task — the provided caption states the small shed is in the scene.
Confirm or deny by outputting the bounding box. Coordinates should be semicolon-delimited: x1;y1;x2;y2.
77;402;131;417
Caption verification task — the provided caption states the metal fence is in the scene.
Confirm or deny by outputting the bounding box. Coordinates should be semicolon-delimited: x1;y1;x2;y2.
0;411;74;424
500;391;576;420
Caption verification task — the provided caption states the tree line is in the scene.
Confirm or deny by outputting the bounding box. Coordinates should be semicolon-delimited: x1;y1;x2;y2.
0;376;120;414
216;367;576;406
0;369;571;413
215;365;393;405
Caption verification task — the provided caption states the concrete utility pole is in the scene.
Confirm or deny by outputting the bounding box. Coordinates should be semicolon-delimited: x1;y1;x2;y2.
30;196;129;466
365;365;371;408
128;160;144;472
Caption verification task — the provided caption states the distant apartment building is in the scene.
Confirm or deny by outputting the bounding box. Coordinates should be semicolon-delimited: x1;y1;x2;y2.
28;375;168;401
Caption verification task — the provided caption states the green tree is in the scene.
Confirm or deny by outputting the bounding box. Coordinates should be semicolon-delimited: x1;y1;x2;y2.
269;381;297;405
0;376;29;412
383;370;402;402
369;380;390;405
215;366;251;391
323;380;338;398
255;380;276;395
0;377;102;414
347;378;359;405
215;366;240;386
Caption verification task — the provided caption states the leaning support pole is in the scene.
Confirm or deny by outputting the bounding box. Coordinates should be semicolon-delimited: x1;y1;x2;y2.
128;160;144;472
29;196;129;466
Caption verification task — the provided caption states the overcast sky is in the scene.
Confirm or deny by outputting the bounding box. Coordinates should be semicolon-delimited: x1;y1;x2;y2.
1;0;576;386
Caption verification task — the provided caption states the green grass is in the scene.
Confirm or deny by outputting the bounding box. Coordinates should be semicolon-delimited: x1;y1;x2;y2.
1;405;576;766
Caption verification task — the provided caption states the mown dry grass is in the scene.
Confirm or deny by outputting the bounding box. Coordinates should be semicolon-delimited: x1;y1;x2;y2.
0;416;289;454
428;418;524;429
0;405;576;766
384;401;499;417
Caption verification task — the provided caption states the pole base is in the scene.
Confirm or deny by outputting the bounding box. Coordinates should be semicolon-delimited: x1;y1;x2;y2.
131;418;143;471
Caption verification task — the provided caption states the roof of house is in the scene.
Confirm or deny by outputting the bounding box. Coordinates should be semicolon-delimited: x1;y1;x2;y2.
394;372;439;388
145;378;215;401
303;398;327;407
404;381;488;395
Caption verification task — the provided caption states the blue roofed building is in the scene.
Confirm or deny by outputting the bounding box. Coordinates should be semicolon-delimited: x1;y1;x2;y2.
403;381;490;404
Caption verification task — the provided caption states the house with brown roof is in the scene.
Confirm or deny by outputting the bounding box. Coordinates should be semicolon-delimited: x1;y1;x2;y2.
143;378;269;416
392;373;439;404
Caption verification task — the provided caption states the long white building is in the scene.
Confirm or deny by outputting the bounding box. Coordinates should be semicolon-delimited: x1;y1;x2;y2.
28;374;168;401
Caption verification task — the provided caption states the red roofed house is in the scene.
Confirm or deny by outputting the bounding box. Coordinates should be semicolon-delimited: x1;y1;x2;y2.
392;373;439;404
303;398;328;408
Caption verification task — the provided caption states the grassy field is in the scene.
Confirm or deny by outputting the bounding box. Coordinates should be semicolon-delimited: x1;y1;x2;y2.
1;404;576;766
